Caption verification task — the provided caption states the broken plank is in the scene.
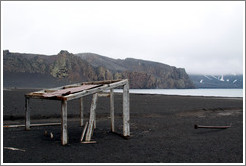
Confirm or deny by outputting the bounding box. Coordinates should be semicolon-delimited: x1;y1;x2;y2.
80;122;88;142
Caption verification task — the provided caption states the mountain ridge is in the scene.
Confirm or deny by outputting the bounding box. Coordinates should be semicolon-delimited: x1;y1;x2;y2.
3;50;195;89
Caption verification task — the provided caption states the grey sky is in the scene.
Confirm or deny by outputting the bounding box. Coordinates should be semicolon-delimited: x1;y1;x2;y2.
1;1;245;75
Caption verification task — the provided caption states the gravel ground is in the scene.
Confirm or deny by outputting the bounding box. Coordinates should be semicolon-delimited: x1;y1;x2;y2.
2;89;244;163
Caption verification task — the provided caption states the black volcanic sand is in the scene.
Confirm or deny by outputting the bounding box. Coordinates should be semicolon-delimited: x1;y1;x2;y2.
3;89;243;163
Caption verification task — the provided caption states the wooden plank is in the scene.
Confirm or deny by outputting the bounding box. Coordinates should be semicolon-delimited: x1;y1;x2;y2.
43;84;100;97
64;79;128;101
80;122;88;142
80;97;84;126
81;141;96;144
61;99;68;145
85;93;98;142
123;81;130;137
110;89;115;132
4;123;61;128
25;97;30;130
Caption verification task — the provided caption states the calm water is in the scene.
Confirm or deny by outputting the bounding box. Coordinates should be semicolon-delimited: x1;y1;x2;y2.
114;89;243;97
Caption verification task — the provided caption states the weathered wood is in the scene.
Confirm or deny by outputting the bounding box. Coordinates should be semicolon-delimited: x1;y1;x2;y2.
4;147;26;152
123;81;130;137
25;97;30;130
64;79;128;101
64;85;108;101
43;84;100;97
85;93;98;142
80;122;88;142
4;123;61;128
110;89;115;132
194;124;232;129
61;99;68;145
80;97;84;126
98;92;110;97
23;79;130;145
25;79;128;101
81;141;96;144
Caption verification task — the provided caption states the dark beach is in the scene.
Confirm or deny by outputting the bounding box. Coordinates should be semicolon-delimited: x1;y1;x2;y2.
2;89;244;163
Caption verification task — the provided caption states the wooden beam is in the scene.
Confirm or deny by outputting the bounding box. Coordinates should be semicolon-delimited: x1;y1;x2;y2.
25;97;30;130
80;97;84;126
85;93;98;142
61;99;68;145
110;89;115;132
64;85;108;101
4;123;61;128
123;80;130;137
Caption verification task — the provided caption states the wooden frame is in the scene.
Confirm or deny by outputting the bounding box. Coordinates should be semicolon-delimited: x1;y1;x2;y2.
24;79;130;145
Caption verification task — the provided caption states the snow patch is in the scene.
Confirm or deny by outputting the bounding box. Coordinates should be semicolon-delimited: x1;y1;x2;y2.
219;75;224;82
211;75;219;80
204;75;212;80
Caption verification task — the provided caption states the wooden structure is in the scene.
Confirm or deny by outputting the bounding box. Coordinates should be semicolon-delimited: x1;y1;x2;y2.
25;79;130;145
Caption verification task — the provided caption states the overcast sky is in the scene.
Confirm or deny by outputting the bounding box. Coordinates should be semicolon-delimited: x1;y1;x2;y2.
1;1;245;75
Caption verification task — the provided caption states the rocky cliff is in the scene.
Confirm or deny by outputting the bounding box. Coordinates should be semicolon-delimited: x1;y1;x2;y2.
3;50;194;89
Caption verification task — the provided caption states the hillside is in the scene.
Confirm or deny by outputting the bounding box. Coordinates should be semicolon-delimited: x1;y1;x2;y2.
3;50;194;89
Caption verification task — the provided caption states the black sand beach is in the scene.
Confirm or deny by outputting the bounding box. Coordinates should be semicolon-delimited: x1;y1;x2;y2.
2;89;244;163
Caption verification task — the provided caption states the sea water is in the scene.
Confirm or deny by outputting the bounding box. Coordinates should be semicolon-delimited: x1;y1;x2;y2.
114;89;243;97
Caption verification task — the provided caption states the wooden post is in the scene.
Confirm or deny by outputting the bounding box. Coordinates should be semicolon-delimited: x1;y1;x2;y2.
80;97;84;126
123;81;130;137
25;97;30;130
61;99;68;145
110;89;115;132
85;93;98;142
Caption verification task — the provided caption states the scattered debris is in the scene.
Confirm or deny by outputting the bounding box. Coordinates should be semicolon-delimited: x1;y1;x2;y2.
50;132;54;139
194;123;232;129
44;130;48;136
4;147;25;152
44;130;54;139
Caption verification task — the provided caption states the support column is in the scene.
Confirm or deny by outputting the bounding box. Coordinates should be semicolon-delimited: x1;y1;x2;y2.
123;81;130;137
25;97;30;130
61;99;68;145
85;93;98;142
110;89;115;132
80;97;84;126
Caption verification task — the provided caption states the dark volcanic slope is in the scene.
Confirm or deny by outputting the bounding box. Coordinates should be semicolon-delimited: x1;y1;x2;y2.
77;53;194;89
3;50;194;89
